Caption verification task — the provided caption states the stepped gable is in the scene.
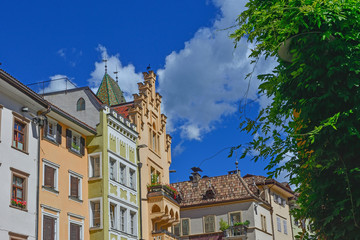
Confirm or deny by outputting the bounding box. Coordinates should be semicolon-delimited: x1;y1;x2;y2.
96;73;126;106
172;173;260;208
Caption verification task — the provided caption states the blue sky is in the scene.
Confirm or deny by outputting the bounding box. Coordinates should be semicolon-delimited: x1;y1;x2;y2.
1;0;283;183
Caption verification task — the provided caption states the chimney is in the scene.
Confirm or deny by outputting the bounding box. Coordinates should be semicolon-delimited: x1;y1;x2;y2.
190;167;202;187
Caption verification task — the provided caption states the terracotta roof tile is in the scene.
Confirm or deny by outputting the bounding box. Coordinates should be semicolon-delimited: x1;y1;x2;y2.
111;102;134;119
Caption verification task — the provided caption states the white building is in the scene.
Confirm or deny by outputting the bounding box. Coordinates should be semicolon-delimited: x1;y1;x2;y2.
0;69;48;240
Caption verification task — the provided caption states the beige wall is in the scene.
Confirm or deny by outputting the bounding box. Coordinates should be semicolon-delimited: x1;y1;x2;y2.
38;120;90;240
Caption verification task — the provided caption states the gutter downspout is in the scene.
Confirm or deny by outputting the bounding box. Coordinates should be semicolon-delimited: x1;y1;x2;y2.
269;188;275;240
35;106;51;239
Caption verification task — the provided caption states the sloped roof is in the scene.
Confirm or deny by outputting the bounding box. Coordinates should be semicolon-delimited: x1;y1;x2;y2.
96;73;126;106
111;102;134;119
172;173;261;208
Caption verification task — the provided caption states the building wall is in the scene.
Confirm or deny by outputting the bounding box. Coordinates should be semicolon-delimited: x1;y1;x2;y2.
44;89;100;128
0;90;42;240
179;201;272;240
38;118;90;240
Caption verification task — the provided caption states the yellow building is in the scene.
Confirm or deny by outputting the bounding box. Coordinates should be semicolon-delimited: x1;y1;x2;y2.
38;103;96;240
113;71;180;239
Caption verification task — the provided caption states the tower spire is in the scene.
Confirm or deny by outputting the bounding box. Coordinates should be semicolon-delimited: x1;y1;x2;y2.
102;59;108;74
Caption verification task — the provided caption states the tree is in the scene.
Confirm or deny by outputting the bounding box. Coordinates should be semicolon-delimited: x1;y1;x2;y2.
230;0;360;239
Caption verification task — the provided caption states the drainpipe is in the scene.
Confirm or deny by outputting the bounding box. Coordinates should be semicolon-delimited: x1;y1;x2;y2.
269;188;275;240
137;144;147;240
35;106;51;239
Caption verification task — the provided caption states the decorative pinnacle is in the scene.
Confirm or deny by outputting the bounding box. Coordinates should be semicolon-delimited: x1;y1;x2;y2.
102;59;108;73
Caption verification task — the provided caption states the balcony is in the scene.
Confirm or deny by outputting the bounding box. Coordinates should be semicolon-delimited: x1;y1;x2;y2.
152;230;180;240
148;184;180;231
222;225;247;239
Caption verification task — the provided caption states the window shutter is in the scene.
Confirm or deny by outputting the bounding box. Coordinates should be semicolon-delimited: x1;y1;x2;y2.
70;223;80;240
43;215;55;240
43;119;48;138
71;176;78;198
66;129;72;149
44;166;54;188
56;124;62;144
80;137;85;155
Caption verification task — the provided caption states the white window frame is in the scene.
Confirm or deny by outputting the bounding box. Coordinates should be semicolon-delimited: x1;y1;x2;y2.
41;205;60;240
68;216;84;240
120;163;126;185
129;168;136;190
181;218;190;236
109;158;117;181
120;207;127;232
130;211;137;236
68;170;83;201
88;153;102;178
109;202;117;230
47;119;58;141
71;132;81;153
228;211;242;226
42;159;59;192
283;219;288;235
89;198;102;229
203;215;216;233
277;216;282;232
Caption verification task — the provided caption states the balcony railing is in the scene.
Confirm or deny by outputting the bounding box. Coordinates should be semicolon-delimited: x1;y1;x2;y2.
223;225;247;238
148;184;181;203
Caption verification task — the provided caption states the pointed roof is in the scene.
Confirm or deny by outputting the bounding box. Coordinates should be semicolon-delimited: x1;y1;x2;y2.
96;73;126;106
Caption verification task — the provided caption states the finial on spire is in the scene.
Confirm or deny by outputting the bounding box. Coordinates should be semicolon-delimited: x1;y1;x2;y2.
114;67;119;83
147;64;151;71
102;59;108;73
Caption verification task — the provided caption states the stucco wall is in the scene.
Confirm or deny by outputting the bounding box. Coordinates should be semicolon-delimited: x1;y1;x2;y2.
0;90;41;240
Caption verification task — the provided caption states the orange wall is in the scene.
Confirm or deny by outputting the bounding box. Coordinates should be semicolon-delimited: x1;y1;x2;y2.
38;121;89;240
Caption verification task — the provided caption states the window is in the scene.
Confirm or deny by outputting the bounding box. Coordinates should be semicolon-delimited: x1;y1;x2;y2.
110;203;116;229
229;212;241;226
69;171;82;201
44;165;57;191
129;169;135;189
44;119;62;144
173;224;180;236
182;219;190;236
70;222;82;240
10;168;29;210
120;208;126;232
90;200;101;228
277;217;282;232
261;215;267;232
130;212;136;235
76;98;85;111
66;129;85;155
120;164;126;184
283;219;288;235
89;155;101;178
204;215;215;233
13;120;26;151
43;215;57;240
8;231;28;240
150;122;158;153
110;159;117;181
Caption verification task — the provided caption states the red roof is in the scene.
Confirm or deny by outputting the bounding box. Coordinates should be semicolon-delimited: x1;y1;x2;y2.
111;102;134;119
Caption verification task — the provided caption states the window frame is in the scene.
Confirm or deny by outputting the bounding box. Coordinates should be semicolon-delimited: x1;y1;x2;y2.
203;215;216;233
109;202;117;230
130;211;136;236
89;198;102;229
120;163;126;185
129;168;136;190
69;171;83;201
261;214;267;232
42;159;59;193
181;218;190;236
10;168;29;210
109;158;117;181
41;208;59;240
283;219;288;235
276;216;282;232
12;113;29;153
68;218;84;240
228;211;242;226
120;207;127;232
8;231;28;240
71;132;81;153
76;98;85;111
88;153;102;179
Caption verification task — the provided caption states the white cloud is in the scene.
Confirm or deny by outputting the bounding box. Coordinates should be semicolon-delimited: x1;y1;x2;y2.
57;49;65;58
88;45;143;100
157;0;277;140
41;74;76;94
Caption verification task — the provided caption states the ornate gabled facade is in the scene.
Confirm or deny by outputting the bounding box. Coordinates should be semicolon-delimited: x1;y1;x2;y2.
96;73;126;106
113;71;180;240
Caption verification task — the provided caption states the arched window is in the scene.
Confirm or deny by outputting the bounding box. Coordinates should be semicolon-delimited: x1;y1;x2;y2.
76;98;85;111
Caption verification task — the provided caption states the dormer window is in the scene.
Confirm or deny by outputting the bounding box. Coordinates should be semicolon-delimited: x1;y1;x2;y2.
76;98;85;111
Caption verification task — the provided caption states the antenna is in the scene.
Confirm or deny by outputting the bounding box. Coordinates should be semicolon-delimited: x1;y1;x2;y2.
102;59;108;73
114;67;119;83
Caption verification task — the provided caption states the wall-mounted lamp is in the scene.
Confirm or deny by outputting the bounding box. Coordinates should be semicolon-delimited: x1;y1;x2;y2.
21;107;29;112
